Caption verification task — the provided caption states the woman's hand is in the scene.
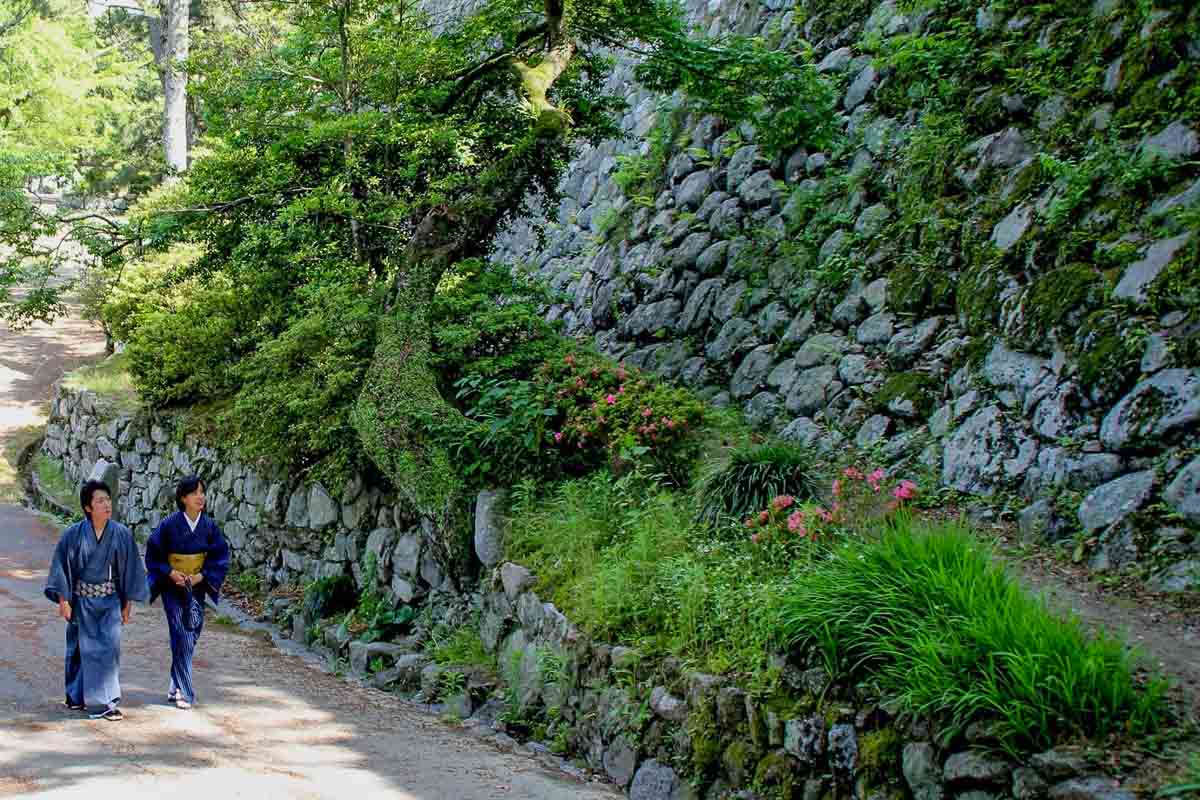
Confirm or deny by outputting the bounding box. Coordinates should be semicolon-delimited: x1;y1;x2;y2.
170;570;188;587
58;599;71;621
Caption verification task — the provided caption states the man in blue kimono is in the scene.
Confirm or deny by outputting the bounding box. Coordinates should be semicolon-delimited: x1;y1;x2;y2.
145;475;230;710
44;479;149;721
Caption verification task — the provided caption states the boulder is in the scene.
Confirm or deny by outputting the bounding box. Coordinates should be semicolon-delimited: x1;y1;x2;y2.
1164;456;1200;522
903;743;944;800
1100;370;1200;450
1140;121;1200;161
845;64;879;109
731;346;776;399
308;483;338;529
1113;233;1191;302
1146;561;1200;594
944;752;1011;787
674;170;713;210
474;490;507;568
629;759;685;800
649;687;689;723
1048;778;1135;800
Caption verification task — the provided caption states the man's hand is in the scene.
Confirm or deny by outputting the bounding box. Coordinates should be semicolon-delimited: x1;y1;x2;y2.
190;573;204;586
59;599;71;621
170;570;188;587
121;603;132;625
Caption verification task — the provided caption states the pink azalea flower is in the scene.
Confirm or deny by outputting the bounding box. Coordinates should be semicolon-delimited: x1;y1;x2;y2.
815;507;833;523
745;517;756;529
665;419;676;429
750;533;761;544
867;468;885;493
892;479;918;501
606;394;616;405
787;511;804;532
553;431;563;443
843;466;864;480
772;495;795;512
642;407;653;418
758;510;770;525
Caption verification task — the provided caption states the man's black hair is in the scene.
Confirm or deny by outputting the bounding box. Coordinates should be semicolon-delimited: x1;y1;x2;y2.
175;475;205;512
80;479;111;516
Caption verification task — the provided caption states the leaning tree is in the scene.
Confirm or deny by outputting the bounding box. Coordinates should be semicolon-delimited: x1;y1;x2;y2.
33;0;834;579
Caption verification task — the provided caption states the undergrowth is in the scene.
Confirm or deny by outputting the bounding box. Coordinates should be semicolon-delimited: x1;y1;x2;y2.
778;516;1167;755
506;471;1166;754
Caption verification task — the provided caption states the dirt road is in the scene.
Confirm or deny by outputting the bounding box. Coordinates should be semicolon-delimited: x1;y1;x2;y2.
0;505;617;799
0;258;107;502
0;285;613;798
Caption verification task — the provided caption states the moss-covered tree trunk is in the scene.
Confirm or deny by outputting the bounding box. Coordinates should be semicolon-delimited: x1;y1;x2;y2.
353;1;578;588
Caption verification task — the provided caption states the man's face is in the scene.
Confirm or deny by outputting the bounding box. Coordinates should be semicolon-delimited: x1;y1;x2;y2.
86;490;112;526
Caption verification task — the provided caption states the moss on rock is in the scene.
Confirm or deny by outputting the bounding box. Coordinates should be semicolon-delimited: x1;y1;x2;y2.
1012;263;1105;348
685;694;722;779
857;727;901;771
753;750;803;800
875;373;939;418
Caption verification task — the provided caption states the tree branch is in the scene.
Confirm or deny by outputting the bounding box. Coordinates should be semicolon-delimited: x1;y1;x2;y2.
437;22;547;113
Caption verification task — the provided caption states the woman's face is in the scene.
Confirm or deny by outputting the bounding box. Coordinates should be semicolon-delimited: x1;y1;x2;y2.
182;484;206;517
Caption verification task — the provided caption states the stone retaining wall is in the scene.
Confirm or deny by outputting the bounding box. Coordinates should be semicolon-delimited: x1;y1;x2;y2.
40;385;446;606
480;0;1200;583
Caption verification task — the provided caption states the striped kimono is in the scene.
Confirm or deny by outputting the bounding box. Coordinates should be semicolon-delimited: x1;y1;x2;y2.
44;518;149;712
145;511;230;705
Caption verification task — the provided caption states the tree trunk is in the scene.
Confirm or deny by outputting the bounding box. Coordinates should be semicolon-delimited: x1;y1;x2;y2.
159;0;189;174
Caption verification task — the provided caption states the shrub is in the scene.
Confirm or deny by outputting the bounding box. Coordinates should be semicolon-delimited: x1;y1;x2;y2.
696;442;824;526
121;281;246;406
431;258;567;385
446;350;706;488
538;351;705;485
222;283;381;485
101;244;204;345
778;517;1165;754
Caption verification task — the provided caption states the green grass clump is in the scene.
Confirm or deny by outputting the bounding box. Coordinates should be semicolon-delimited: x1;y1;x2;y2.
696;442;824;526
428;625;495;670
506;470;790;673
34;454;77;510
779;517;1166;754
62;353;141;412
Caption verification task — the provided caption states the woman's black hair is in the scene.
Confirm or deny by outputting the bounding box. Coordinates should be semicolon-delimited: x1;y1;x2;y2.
80;479;112;515
175;475;205;512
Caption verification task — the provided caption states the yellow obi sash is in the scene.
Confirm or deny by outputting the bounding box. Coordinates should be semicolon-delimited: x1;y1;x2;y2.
168;553;206;574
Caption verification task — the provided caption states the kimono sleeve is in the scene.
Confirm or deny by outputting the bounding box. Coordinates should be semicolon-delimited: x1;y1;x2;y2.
44;527;75;605
144;519;173;599
200;519;231;602
116;528;150;604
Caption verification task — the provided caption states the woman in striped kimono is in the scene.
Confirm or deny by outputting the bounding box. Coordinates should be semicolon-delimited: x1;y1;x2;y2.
44;479;149;721
145;475;230;710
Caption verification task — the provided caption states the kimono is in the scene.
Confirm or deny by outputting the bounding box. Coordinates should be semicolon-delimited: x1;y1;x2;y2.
145;511;230;704
44;518;149;711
